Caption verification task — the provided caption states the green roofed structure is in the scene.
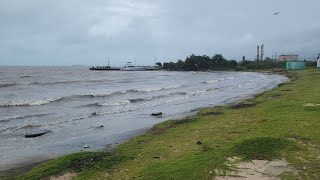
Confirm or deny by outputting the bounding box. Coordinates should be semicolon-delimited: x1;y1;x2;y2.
286;62;305;70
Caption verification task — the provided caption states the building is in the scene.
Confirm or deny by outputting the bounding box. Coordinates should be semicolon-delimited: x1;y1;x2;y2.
317;54;320;68
286;62;305;70
278;55;299;62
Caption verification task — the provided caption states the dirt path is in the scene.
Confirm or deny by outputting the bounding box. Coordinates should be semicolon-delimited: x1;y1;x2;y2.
215;159;295;180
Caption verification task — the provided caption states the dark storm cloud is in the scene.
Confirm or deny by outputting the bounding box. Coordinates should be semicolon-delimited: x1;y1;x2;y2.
0;0;320;65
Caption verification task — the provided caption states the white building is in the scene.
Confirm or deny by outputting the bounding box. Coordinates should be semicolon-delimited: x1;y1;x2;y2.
278;55;299;62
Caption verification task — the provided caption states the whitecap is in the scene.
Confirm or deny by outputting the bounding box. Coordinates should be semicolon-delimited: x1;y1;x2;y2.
187;90;207;96
133;85;182;93
204;80;219;84
0;97;63;107
98;100;131;106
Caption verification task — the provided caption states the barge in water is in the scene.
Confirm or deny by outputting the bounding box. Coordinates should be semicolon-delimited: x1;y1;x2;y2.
89;61;160;71
89;66;120;71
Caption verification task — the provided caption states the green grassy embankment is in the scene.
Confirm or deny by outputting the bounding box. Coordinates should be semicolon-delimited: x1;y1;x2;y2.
10;68;320;179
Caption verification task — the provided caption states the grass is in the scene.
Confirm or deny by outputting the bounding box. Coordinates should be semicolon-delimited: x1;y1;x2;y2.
8;68;320;179
232;137;296;160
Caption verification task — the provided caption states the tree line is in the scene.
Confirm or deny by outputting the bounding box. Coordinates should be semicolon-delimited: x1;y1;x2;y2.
160;54;317;71
162;54;237;71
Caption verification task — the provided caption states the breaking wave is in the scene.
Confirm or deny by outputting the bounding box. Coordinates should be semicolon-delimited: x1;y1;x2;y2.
127;85;182;93
203;77;234;84
97;100;131;107
73;91;126;98
0;97;63;107
73;85;183;99
203;80;219;84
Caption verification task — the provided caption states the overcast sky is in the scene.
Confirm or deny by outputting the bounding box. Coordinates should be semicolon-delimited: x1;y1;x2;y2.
1;0;320;66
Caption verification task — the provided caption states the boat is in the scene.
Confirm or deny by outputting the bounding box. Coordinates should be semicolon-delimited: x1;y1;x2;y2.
89;66;120;71
120;62;146;71
145;66;161;71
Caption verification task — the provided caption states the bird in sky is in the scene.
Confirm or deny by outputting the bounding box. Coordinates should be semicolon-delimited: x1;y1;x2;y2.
274;12;280;15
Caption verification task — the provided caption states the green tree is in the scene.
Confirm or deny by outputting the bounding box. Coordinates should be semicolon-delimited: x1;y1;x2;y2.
155;62;162;67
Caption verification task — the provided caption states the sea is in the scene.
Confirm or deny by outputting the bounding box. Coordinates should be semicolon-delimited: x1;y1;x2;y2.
0;66;288;170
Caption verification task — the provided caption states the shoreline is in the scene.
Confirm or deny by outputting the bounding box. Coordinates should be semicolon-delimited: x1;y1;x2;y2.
1;69;299;179
0;94;265;177
0;127;151;177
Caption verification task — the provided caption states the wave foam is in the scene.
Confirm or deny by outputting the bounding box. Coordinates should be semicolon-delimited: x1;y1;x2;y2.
98;100;131;106
203;80;219;84
131;85;182;93
0;97;63;107
187;90;207;96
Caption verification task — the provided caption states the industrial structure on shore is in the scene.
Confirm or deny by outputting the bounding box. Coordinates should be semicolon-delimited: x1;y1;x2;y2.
256;44;264;61
278;55;299;62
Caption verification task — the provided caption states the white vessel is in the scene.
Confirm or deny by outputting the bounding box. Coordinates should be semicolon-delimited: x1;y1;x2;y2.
120;62;146;71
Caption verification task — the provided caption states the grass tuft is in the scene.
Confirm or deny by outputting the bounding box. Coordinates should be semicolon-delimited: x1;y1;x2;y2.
232;137;293;160
231;102;257;109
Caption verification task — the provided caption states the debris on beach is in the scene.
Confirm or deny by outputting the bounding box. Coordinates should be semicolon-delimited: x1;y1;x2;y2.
25;130;51;138
151;112;163;116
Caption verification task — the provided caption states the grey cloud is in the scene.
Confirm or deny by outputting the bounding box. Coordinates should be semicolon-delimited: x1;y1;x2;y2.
0;0;320;65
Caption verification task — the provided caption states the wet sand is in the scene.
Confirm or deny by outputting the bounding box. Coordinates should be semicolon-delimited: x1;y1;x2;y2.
0;127;149;177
